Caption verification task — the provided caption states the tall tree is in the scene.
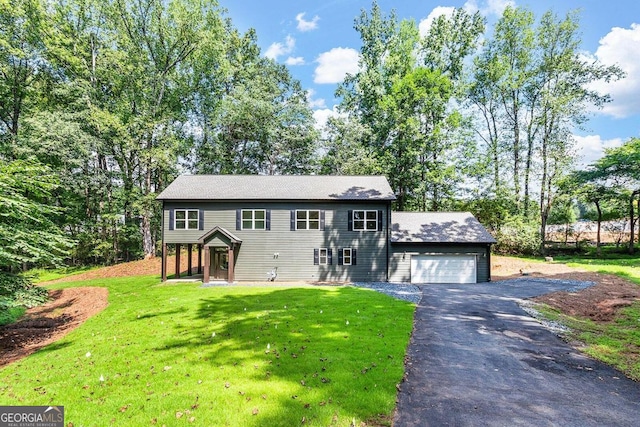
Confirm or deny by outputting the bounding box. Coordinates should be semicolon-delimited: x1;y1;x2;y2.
469;6;623;252
0;0;50;155
191;27;318;175
337;3;482;211
590;138;640;254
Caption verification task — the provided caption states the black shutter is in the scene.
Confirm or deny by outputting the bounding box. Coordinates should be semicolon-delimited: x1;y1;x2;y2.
199;209;204;230
352;248;357;265
377;210;383;231
290;210;296;231
169;209;174;230
313;248;319;265
266;210;271;230
328;249;333;265
347;210;353;231
236;209;241;230
320;210;326;230
338;249;343;266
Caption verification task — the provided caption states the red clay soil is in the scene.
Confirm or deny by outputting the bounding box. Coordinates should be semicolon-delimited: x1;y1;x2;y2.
0;287;108;368
492;255;640;321
1;255;639;368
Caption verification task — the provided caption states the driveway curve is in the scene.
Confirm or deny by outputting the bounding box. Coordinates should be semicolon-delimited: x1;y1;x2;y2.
393;279;640;427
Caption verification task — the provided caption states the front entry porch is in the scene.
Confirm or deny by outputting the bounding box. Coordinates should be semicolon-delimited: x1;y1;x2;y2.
160;226;241;284
199;226;242;284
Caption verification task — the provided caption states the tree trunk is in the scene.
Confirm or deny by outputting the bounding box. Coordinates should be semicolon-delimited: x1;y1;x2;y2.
512;96;521;213
141;214;155;258
630;190;639;254
595;200;602;257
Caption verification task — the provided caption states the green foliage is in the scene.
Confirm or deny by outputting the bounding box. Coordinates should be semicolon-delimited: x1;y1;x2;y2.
0;272;48;314
337;3;482;211
0;159;74;269
493;216;542;255
468;5;623;247
0;277;415;426
0;304;25;327
320;117;381;175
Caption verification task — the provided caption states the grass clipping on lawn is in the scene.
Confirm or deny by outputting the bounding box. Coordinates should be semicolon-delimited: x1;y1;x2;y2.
0;276;414;427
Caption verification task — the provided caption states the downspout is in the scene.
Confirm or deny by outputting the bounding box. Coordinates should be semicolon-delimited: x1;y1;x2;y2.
487;244;492;282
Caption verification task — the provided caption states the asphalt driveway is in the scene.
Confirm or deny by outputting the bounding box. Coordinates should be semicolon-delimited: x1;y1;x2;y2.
393;279;640;427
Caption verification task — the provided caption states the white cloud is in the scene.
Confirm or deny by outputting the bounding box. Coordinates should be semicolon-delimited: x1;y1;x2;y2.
419;7;455;37
306;89;327;109
573;134;624;166
419;1;513;36
463;0;514;16
285;56;305;66
312;106;343;131
296;12;320;32
265;35;295;60
589;23;640;118
314;47;359;84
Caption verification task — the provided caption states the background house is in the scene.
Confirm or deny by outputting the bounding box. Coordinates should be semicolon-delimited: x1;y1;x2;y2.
157;175;495;284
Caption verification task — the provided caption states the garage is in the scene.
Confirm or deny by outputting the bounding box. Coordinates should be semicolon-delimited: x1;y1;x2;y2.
410;254;477;284
388;212;496;283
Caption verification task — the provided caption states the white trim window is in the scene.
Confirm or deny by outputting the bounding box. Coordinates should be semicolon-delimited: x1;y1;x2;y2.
318;248;329;265
342;248;353;265
353;210;378;231
175;209;199;230
242;209;266;230
296;210;320;230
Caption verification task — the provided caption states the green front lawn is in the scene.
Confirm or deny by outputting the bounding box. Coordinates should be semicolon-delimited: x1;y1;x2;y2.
0;277;414;426
557;254;640;285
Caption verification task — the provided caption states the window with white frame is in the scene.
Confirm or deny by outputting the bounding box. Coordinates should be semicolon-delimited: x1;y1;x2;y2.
318;248;329;265
353;210;378;231
296;210;320;230
242;209;266;230
342;247;352;265
175;209;199;230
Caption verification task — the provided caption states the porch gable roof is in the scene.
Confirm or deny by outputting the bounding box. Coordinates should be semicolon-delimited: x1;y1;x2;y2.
198;226;242;246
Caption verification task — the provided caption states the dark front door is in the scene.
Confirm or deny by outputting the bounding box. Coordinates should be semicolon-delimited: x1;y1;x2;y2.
212;247;229;280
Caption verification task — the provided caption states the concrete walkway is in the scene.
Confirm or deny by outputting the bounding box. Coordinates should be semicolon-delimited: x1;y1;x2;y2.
393;279;640;427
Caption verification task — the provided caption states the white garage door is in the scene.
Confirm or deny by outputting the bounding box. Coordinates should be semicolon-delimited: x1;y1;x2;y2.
410;255;477;284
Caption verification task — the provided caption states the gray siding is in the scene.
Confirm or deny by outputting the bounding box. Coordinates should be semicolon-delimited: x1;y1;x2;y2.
163;201;390;282
389;243;491;283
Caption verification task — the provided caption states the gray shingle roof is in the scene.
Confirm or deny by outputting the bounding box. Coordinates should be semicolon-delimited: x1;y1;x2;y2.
391;211;496;244
156;175;396;201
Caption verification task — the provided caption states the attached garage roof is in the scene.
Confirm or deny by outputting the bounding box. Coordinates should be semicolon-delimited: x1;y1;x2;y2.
391;212;496;244
156;175;396;201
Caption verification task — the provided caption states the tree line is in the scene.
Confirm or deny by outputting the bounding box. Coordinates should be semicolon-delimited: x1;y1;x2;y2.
0;0;636;277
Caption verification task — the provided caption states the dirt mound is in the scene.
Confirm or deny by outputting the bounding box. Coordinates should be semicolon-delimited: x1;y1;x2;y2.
0;287;108;368
41;258;164;284
492;256;640;321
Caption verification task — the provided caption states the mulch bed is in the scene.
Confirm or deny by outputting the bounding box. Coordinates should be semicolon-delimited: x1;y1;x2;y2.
0;287;108;368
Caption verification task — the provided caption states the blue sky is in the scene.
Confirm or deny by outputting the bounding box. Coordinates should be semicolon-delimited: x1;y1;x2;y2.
221;0;640;166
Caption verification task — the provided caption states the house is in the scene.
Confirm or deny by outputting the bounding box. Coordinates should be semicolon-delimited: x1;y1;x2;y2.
156;175;496;284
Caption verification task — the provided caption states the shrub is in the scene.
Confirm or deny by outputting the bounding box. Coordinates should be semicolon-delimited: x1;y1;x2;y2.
0;272;49;309
493;216;542;255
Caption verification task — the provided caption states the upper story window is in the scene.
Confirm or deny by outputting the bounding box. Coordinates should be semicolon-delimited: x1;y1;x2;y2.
175;209;199;230
353;210;378;231
296;210;320;230
242;209;266;230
